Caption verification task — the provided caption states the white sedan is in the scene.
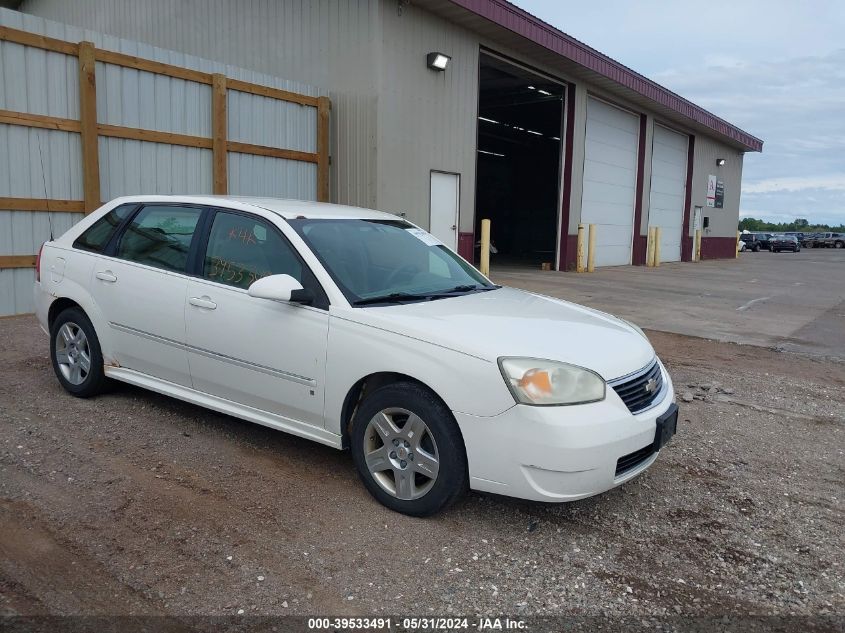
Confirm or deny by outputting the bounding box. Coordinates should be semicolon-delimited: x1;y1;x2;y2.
34;195;677;516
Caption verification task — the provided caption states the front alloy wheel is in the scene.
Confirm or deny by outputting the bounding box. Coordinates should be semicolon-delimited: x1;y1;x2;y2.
364;407;440;500
351;382;468;516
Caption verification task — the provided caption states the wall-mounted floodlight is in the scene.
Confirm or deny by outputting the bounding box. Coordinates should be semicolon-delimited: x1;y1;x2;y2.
426;52;451;71
716;158;726;166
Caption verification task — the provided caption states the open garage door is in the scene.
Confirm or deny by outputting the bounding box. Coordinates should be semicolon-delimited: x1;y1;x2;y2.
581;97;639;267
648;125;688;262
475;53;564;269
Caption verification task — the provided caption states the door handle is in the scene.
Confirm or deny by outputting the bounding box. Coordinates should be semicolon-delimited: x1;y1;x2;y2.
189;296;217;310
95;270;117;283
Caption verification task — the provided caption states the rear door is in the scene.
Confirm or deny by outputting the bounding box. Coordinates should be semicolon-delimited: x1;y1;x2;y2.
184;209;330;428
89;204;204;386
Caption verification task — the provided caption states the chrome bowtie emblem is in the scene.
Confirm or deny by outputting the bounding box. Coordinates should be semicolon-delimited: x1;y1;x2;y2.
644;378;658;393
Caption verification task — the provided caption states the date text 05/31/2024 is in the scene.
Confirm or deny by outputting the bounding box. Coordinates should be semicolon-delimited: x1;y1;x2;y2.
307;617;527;630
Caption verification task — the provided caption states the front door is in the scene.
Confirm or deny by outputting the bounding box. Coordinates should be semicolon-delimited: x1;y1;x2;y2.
429;171;459;249
184;209;329;429
90;204;204;387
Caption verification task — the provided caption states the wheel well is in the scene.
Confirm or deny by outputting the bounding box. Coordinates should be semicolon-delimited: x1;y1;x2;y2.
48;298;82;330
339;372;445;449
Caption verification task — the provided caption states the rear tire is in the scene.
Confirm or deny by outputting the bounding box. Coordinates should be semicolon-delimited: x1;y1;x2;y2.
753;245;760;252
350;382;468;517
50;307;109;398
836;241;844;249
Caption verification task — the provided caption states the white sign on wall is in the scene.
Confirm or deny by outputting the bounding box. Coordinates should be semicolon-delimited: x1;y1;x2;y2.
706;174;717;208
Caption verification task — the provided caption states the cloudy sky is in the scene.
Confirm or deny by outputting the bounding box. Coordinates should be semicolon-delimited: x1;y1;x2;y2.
517;0;845;226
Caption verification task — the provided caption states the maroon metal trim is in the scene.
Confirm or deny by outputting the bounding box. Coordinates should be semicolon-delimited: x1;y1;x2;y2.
458;231;475;262
631;114;648;265
449;0;763;152
699;236;739;260
680;134;695;262
558;82;577;271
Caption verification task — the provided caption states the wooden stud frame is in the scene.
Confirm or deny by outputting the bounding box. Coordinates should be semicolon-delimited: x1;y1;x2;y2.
0;25;331;267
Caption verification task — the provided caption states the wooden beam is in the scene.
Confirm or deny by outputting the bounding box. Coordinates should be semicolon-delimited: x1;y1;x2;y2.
95;49;213;85
0;197;85;212
0;109;81;133
0;255;37;269
78;41;101;214
227;141;318;163
0;25;78;56
212;74;228;195
316;96;331;202
227;78;319;107
98;124;212;149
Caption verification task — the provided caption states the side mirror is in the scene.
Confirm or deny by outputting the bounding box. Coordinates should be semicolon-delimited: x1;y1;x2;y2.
248;274;313;304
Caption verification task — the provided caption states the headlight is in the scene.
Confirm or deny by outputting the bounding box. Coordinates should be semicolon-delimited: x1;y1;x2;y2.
498;358;606;406
621;318;648;340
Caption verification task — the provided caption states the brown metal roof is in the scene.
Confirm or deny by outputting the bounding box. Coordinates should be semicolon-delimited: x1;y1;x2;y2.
419;0;763;152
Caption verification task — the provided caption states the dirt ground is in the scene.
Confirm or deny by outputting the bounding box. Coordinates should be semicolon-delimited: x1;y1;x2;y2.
0;315;843;626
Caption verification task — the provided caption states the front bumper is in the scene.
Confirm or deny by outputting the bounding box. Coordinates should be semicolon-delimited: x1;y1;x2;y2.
455;363;675;502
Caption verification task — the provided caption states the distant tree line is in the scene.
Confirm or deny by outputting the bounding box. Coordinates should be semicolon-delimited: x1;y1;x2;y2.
738;217;845;232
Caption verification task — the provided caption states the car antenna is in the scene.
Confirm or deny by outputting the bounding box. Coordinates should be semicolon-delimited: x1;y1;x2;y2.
37;131;55;241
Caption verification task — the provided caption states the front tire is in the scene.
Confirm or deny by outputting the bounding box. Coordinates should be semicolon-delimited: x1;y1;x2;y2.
50;307;109;397
350;382;468;517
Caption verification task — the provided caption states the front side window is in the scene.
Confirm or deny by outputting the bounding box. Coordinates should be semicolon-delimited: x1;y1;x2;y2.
288;218;494;305
116;205;202;273
73;204;134;253
202;211;303;290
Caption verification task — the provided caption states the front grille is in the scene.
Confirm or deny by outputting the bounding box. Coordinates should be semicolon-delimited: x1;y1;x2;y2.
615;444;655;477
610;360;663;414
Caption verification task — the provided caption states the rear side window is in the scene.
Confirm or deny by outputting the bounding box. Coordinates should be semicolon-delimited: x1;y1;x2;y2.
116;205;203;273
72;204;134;253
202;211;302;290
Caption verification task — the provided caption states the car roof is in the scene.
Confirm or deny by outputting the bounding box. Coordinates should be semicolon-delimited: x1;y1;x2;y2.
105;195;402;221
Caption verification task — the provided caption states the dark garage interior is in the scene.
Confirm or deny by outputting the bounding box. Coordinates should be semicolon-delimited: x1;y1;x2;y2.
475;53;564;267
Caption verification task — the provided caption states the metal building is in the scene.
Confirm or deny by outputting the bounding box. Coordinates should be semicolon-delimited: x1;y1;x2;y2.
1;0;762;312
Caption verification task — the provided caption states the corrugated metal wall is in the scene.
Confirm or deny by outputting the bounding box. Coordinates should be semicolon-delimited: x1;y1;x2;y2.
0;7;324;315
690;134;744;238
19;0;381;210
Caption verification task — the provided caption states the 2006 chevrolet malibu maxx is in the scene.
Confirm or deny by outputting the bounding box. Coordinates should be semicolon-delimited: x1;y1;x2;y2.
34;195;678;516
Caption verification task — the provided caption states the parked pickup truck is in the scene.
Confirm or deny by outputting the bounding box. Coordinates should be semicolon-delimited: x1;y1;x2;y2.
818;232;845;249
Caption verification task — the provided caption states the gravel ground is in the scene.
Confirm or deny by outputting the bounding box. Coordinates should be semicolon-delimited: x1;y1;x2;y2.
0;315;843;624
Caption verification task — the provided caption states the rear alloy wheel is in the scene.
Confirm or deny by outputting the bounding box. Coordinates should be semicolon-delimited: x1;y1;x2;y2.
50;307;109;397
351;382;467;516
836;241;844;249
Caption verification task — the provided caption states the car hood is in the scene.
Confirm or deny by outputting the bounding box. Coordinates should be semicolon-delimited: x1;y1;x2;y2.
337;287;655;380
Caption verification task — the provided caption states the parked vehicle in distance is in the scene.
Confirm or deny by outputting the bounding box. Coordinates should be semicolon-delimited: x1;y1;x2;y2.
738;239;747;252
34;196;677;517
783;232;805;242
819;232;845;248
800;233;819;248
769;234;801;253
740;233;762;252
757;233;774;250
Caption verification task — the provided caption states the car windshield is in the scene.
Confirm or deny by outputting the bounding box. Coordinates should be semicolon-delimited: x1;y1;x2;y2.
288;218;496;305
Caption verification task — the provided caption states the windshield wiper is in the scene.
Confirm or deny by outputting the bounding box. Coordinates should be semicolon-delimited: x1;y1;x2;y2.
427;284;501;297
352;292;432;306
352;285;501;306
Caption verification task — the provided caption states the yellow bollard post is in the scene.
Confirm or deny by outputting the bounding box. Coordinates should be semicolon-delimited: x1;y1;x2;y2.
480;219;491;277
736;230;741;258
694;229;702;262
654;227;662;267
587;224;596;272
646;227;655;267
576;224;586;272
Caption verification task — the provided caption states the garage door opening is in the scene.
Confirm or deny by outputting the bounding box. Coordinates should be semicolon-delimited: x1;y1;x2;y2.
475;53;564;268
